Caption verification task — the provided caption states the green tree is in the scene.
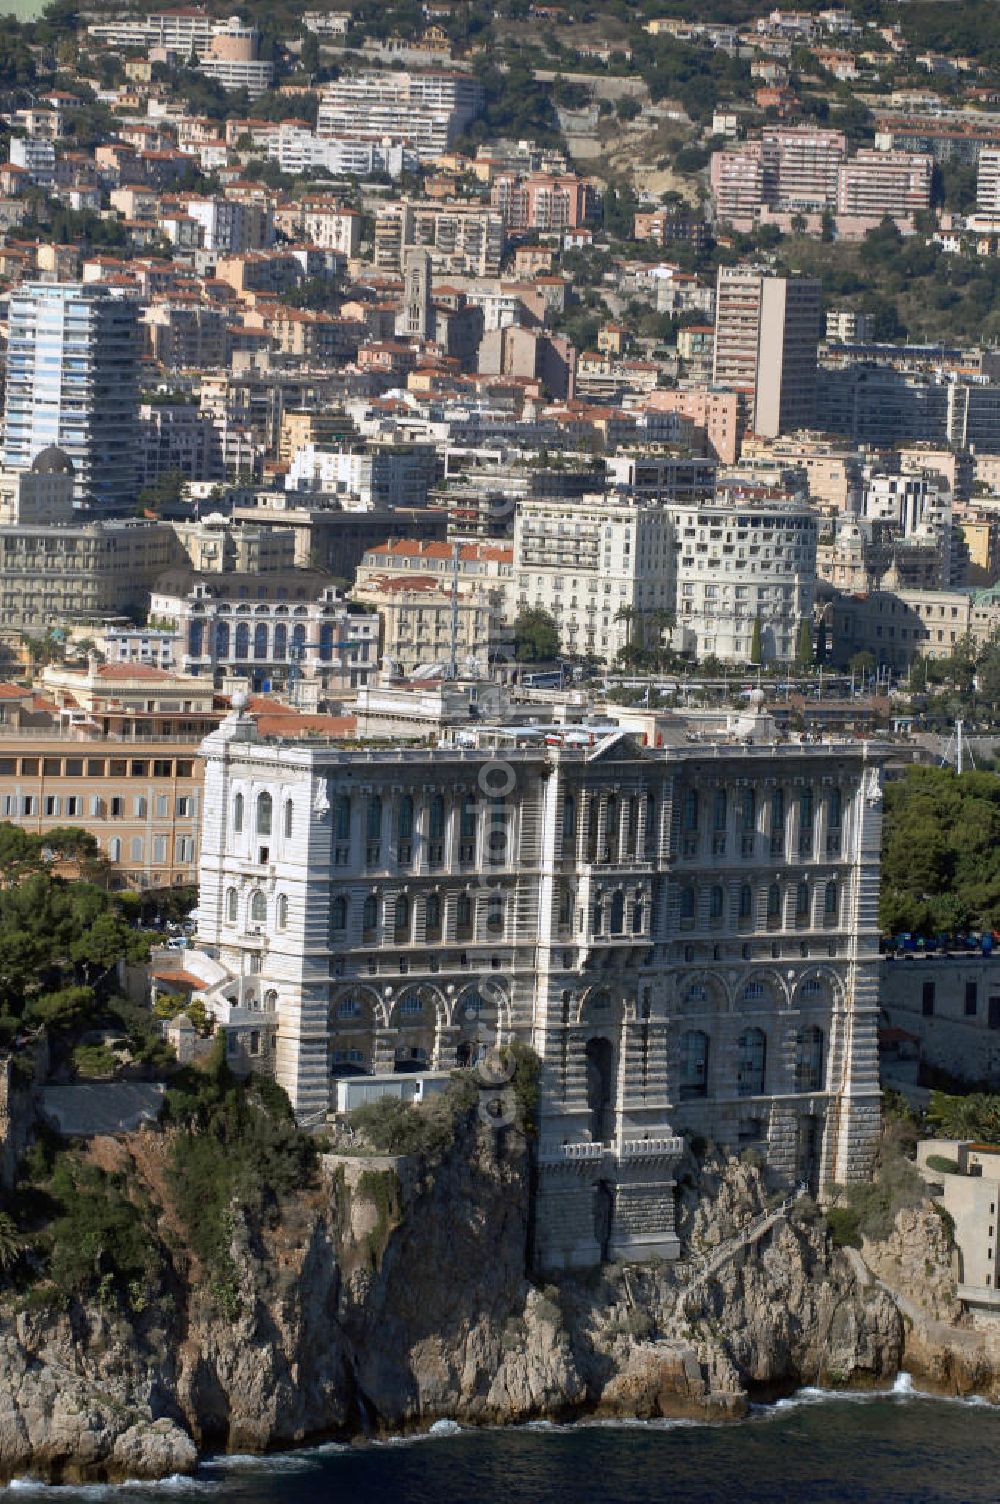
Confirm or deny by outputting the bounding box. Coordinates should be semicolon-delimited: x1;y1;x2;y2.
795;618;813;669
514;608;559;663
750;615;763;667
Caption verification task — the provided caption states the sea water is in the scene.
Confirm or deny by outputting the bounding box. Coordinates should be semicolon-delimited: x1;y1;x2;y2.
3;1378;996;1503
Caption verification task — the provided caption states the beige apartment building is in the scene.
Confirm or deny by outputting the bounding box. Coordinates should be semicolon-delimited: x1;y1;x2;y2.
0;676;209;890
352;539;514;675
0;456;179;634
374;200;504;277
713;268;821;438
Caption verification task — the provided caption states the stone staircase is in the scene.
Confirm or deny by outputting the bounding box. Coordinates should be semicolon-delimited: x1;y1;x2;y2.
676;1187;807;1301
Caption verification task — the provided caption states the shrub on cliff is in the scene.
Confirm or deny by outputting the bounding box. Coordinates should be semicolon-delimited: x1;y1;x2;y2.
164;1041;318;1274
348;1078;476;1160
46;1158;161;1306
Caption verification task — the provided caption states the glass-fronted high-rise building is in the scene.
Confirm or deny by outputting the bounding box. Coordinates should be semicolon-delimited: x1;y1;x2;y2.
3;282;140;513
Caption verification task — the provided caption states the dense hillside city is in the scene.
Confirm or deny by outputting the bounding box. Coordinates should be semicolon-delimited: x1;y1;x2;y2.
1;0;1000;1485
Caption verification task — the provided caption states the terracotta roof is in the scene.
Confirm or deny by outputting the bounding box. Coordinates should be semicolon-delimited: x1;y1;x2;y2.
94;663;177;681
254;712;357;737
150;969;204;989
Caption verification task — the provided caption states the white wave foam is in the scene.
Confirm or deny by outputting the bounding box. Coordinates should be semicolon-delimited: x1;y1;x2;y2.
4;1476;205;1499
428;1420;462;1437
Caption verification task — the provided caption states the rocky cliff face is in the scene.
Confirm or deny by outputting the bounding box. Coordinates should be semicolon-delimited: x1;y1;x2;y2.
0;1120;905;1485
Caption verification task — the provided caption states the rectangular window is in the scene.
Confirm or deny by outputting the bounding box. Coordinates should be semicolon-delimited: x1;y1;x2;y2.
130;837;144;862
155;795;168;818
153;835;168;864
922;981;935;1017
966;981;978;1017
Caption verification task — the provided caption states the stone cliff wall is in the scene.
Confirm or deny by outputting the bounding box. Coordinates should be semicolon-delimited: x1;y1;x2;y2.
0;1121;905;1485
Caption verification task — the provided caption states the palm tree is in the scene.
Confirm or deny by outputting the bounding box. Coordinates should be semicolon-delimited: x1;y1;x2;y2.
614;604;636;650
0;1212;23;1274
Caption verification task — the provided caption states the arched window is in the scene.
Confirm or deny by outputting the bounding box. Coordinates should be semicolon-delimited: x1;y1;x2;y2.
486;894;504;935
713;788;727;831
233;792;244;833
250;890;267;924
795;1026;824;1092
253;622;268;660
256;792;272;836
679;1029;709;1099
336;997;362;1019
770;788;784;853
767;882;781;918
188;619;204;657
226;887;237;922
709;885;724;921
291;622;306;654
108;837;122;862
682;788;699;832
605;794;619;846
559;885;573;928
398;794;414;840
234;621;249;660
362;895;378;933
214;619;229;659
264;989;278;1011
394;894;410;939
738;1028;766;1097
632;900;644;933
609;891;624;934
335;795;350;841
276;893;288;928
796;881;810;919
799;789;814;854
680;885;696;921
429;793;445;840
425;892;441;938
367;795;382;842
824;881;838;920
273;622;287;660
460;797;476;840
562;793;576;841
739;884;753;920
400;991;423;1015
319;621;334;662
332;896;347;931
740;789;755;831
283;798;293;839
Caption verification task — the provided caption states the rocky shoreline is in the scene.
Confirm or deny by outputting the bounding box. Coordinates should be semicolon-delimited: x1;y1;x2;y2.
0;1117;994;1487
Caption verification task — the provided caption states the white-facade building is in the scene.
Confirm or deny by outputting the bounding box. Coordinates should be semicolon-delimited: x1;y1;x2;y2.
285;444;439;507
147;573;379;692
514;493;677;661
317;71;484;162
269;126;418;181
195;701;887;1268
671;494;818;664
